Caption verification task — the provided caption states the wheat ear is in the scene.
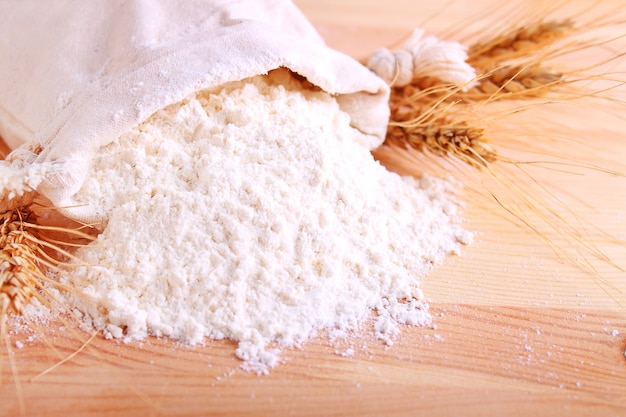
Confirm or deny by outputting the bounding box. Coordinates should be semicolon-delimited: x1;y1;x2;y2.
467;20;575;69
383;18;588;168
0;209;43;316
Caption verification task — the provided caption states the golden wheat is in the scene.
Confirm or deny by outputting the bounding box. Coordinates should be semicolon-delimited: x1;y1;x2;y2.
0;143;29;314
468;19;575;69
383;16;585;168
0;208;52;316
466;65;564;100
387;123;496;168
0;200;98;414
387;74;500;167
0;210;41;316
387;90;496;168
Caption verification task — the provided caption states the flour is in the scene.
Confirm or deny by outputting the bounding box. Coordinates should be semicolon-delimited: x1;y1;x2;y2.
59;70;471;373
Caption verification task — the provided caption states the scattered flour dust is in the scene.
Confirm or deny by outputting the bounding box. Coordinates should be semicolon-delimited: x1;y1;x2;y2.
57;69;471;373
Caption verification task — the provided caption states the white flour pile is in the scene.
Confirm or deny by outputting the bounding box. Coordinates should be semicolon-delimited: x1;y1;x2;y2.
58;70;471;372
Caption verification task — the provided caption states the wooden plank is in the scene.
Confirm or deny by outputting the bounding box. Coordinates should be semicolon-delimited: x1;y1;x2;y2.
2;306;625;416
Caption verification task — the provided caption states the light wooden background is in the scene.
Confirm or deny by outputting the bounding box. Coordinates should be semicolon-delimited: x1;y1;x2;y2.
1;1;625;416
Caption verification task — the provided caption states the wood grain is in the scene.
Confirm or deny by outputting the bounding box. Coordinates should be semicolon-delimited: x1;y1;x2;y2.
2;1;626;416
2;306;624;416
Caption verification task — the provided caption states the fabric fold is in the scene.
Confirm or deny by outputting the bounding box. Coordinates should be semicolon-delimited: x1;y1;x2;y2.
0;0;389;222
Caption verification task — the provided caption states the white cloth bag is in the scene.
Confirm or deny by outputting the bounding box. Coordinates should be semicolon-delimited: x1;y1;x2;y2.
0;0;389;221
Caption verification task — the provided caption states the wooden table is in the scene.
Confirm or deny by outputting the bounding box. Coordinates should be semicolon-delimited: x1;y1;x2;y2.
1;1;625;415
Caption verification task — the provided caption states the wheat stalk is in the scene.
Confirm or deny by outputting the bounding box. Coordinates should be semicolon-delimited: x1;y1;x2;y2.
0;204;98;317
0;208;49;316
465;65;564;100
385;64;566;162
462;19;575;102
387;123;495;169
0;198;98;413
387;91;496;168
1;135;38;315
383;18;585;168
387;72;500;167
1;210;39;316
467;19;575;69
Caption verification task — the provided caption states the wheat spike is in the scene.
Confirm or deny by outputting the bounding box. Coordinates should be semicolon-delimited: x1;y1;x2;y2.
0;204;96;316
465;65;564;100
387;122;496;169
0;209;42;315
383;17;581;168
468;19;575;69
0;200;97;415
387;72;499;168
1;137;98;317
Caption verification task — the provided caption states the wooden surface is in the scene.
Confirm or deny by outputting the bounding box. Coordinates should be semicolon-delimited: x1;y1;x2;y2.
2;1;626;416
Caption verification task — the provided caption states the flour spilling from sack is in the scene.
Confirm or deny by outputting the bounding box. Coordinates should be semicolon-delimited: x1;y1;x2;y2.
58;70;471;373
